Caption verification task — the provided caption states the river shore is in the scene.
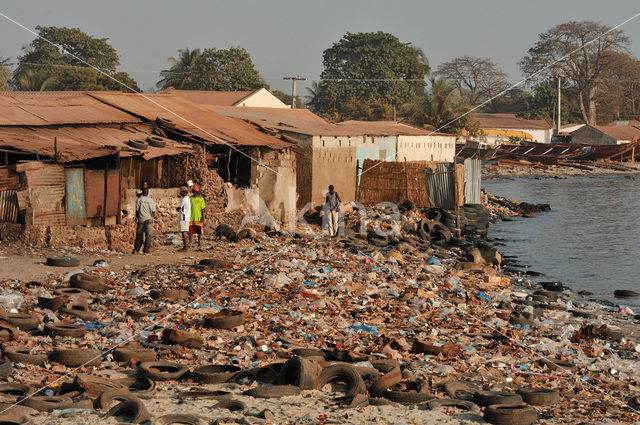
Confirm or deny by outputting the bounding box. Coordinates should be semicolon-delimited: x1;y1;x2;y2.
0;196;638;424
483;161;640;180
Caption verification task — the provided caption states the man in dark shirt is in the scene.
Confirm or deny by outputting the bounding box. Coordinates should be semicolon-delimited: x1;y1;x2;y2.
324;184;341;236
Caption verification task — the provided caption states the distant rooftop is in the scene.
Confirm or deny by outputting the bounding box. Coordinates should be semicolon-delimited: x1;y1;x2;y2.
476;113;551;130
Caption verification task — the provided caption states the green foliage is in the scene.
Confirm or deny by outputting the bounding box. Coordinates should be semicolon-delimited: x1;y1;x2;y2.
517;80;580;125
519;20;629;124
482;88;530;114
342;97;394;121
402;78;476;135
271;90;300;108
308;32;430;121
0;57;9;90
13;26;139;92
157;47;268;91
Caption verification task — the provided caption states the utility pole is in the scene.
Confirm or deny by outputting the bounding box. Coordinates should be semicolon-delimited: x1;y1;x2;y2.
556;75;562;135
283;75;306;109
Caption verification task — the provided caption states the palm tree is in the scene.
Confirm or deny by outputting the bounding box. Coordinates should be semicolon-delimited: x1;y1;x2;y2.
403;78;474;134
156;48;201;90
17;69;55;91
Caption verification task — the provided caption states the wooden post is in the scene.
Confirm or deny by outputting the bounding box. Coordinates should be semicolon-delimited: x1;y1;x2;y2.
103;160;109;226
227;147;232;182
184;155;189;183
403;158;409;200
632;146;636;163
355;159;360;203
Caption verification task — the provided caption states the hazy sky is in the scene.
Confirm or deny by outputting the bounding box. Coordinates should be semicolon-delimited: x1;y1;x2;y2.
0;0;639;95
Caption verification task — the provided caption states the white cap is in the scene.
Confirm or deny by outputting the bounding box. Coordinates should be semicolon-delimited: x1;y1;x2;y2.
186;179;194;187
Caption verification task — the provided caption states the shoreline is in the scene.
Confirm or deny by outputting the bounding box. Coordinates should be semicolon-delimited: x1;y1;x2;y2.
0;196;637;424
482;161;640;180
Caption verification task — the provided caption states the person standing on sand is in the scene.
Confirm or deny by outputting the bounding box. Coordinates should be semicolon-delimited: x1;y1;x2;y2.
133;188;155;254
176;187;191;251
324;184;341;237
189;185;206;247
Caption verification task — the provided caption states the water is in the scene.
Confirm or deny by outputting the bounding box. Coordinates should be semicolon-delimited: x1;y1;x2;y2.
483;174;640;309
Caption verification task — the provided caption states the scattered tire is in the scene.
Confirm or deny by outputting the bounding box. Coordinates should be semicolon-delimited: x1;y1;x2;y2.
0;384;34;401
37;296;69;311
161;328;203;349
126;306;168;320
156;117;177;129
422;398;481;414
3;346;48;365
146;136;167;148
516;388;561;406
49;348;102;367
192;365;241;384
276;356;318;389
443;380;479;399
44;322;85;338
0;415;32;424
156;414;207;425
212;399;245;412
105;399;151;424
96;389;141;410
4;314;41;332
538;357;577;372
291;348;325;358
483;404;538;425
53;287;91;299
230;367;278;385
198;258;234;267
113;348;157;363
45;257;80;267
149;289;188;302
127;139;148;150
118;377;156;398
58;305;98;321
18;396;73;412
243;385;301;399
369;367;402;397
70;274;108;293
369;359;400;373
137;361;189;381
0;359;12;379
473;390;523;407
317;364;366;397
203;310;244;329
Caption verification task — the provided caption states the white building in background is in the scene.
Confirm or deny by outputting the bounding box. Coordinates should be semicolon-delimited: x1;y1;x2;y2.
164;87;290;108
475;113;553;145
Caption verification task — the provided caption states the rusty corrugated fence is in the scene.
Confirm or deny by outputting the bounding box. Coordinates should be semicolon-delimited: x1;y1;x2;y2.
426;163;456;209
464;158;481;204
0;190;18;222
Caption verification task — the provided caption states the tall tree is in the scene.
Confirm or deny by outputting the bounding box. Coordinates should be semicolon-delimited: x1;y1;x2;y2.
595;52;640;122
402;78;476;134
308;32;430;121
435;56;510;105
0;56;10;90
156;47;267;91
156;48;201;90
16;69;55;91
13;26;139;92
517;80;580;125
519;20;629;125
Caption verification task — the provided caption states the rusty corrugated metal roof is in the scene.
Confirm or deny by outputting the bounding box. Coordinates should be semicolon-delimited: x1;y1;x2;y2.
476;113;551;130
0;123;193;162
0;91;142;126
211;106;366;136
88;92;292;149
164;88;256;106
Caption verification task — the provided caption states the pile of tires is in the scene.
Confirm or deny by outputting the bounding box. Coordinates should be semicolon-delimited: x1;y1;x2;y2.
440;204;490;238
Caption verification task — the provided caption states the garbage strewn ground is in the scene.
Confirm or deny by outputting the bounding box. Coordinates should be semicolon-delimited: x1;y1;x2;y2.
0;196;638;425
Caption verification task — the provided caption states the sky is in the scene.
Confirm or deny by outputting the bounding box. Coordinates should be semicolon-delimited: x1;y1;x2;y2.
0;0;639;96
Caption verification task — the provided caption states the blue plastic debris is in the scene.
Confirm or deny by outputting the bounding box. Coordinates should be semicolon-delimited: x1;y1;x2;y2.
475;292;491;300
427;256;441;265
350;324;378;336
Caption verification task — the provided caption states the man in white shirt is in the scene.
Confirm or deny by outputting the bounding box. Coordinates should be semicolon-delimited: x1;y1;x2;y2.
176;187;191;251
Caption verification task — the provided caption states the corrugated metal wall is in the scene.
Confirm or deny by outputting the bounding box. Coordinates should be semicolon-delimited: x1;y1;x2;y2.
464;158;481;204
0;190;18;222
24;165;66;226
426;163;456;209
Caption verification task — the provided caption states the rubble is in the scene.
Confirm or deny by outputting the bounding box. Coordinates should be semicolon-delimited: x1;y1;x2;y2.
0;196;637;424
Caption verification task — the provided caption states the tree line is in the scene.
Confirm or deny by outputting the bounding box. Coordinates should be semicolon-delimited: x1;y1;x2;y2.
1;21;639;133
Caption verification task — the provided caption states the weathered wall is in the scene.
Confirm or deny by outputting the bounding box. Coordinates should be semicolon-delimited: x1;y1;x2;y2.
570;125;619;145
251;147;296;223
311;143;356;207
396;135;457;163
